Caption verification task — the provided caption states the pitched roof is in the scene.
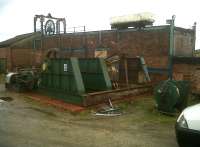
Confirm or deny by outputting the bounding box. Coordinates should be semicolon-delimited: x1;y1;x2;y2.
0;32;41;48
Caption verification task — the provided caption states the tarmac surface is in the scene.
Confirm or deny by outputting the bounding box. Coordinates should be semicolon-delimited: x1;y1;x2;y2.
0;84;179;147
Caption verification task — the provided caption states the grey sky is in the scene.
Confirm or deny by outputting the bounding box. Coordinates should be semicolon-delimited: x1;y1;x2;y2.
0;0;199;48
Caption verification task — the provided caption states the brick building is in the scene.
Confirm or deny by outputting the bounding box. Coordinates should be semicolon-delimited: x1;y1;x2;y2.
0;25;195;67
0;22;197;85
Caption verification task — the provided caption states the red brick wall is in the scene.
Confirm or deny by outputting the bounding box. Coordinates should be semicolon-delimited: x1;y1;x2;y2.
174;29;194;57
0;47;13;71
41;29;170;68
173;63;200;93
9;48;45;69
2;28;171;78
11;49;32;68
1;26;194;85
0;47;7;58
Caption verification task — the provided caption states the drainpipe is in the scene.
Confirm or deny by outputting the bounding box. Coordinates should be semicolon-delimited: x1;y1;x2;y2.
168;15;175;80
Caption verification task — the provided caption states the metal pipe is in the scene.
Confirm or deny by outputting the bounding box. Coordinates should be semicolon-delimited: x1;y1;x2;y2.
34;16;37;32
56;20;60;34
84;26;86;32
124;58;129;88
73;27;75;33
63;19;66;34
192;22;197;56
170;15;175;56
98;31;102;46
40;16;44;35
168;15;175;80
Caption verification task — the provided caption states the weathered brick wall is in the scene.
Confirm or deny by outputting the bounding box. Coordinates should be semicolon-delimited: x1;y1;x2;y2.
0;47;7;58
174;28;194;57
41;29;170;68
11;49;32;69
0;47;13;71
149;73;168;83
173;63;200;93
173;64;194;80
43;36;60;49
1;26;195;85
12;49;45;69
31;49;44;67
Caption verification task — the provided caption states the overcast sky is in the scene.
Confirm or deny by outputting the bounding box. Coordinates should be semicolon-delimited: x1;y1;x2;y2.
0;0;199;48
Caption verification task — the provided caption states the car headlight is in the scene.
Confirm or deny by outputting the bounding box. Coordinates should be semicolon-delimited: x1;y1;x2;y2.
177;114;188;129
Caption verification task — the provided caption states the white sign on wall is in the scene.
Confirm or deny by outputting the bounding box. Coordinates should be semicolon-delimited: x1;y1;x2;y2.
64;64;68;72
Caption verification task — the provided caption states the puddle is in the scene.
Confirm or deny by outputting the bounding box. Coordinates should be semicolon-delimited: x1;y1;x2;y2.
0;97;13;102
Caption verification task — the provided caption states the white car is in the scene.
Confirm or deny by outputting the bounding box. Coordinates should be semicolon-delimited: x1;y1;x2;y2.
175;103;200;147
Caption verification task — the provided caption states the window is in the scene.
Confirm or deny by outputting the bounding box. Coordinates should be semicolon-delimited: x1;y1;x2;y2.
33;39;42;49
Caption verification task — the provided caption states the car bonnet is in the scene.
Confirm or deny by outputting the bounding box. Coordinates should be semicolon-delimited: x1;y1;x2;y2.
183;103;200;131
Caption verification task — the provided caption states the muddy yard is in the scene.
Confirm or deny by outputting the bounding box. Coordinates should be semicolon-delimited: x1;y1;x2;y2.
0;83;178;147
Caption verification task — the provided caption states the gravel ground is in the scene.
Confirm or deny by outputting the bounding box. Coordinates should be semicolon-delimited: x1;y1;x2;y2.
0;84;179;147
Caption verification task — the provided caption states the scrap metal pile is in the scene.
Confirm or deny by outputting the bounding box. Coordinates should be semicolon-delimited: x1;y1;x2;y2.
5;68;39;92
5;53;152;106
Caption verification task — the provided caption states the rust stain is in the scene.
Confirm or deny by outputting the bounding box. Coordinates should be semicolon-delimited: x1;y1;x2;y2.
22;92;85;112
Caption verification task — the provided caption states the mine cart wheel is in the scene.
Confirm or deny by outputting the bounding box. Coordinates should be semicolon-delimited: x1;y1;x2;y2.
45;20;55;35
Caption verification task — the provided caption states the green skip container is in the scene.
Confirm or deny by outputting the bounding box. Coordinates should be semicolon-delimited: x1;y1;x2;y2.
39;57;112;106
154;80;190;114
